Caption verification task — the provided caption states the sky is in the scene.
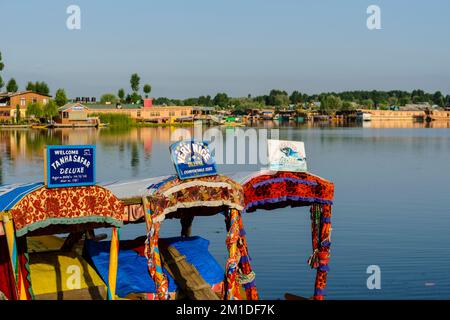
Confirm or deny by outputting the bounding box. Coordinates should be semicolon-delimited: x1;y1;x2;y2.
1;0;450;98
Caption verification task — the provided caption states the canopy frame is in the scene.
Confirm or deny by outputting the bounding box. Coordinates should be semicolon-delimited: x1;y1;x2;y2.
241;170;334;300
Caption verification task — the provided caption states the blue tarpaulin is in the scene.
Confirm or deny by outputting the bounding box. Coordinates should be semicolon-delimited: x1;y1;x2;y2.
85;236;223;297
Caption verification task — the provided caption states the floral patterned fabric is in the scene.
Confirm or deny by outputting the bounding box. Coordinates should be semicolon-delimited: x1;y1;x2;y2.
242;171;334;212
148;175;245;221
142;175;258;300
8;186;125;237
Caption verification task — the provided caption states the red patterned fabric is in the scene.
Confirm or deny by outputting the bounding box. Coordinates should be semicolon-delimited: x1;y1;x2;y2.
242;171;334;212
8;186;125;237
0;235;16;300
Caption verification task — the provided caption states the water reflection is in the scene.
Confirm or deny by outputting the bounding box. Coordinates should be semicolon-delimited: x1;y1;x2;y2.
1;122;450;299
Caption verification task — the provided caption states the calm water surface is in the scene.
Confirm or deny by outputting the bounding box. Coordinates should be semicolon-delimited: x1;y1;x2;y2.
1;123;449;299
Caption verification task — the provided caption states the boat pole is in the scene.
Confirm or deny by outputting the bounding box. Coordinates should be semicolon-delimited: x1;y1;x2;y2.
107;227;120;300
2;215;27;300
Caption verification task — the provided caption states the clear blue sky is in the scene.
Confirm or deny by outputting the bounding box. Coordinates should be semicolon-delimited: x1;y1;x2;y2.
1;0;449;98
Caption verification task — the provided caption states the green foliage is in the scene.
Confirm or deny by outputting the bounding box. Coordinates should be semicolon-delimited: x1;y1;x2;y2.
15;104;21;123
0;51;4;71
213;93;229;108
100;93;118;104
26;102;43;118
143;84;152;97
341;101;355;111
26;81;50;95
6;78;18;92
54;88;68;106
0;76;3;91
90;113;133;128
118;88;125;102
42;100;59;119
130;73;140;92
361;99;374;109
127;92;141;104
319;95;342;112
230;97;265;113
266;89;289;106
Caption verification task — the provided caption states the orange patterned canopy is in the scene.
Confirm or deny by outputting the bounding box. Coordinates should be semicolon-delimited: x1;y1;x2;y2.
8;185;124;237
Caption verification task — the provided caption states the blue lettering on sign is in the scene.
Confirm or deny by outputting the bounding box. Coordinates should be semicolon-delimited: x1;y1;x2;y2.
46;145;96;188
170;140;217;180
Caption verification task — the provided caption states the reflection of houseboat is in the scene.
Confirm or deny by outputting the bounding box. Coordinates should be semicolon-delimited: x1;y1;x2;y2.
356;111;372;122
278;110;296;121
261;109;275;120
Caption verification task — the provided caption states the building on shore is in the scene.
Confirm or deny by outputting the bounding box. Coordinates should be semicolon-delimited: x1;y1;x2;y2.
56;103;99;127
58;102;195;124
0;91;52;122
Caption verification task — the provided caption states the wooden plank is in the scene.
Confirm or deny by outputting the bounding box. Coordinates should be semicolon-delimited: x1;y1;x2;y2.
284;293;310;300
159;243;219;300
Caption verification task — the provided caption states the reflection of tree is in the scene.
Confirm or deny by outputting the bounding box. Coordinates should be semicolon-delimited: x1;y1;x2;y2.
0;156;3;185
131;142;140;175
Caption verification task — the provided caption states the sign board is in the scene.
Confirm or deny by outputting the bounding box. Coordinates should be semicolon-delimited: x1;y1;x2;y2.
170;140;217;180
268;139;307;172
45;145;96;188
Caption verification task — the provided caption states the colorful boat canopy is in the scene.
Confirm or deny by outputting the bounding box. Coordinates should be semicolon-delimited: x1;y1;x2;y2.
0;183;43;212
229;170;334;212
1;183;124;237
147;174;244;222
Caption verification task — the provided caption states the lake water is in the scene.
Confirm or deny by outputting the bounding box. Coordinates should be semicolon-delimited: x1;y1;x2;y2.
1;122;449;300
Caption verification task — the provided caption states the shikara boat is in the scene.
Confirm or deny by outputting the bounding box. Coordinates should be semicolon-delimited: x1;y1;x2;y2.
103;173;259;300
230;169;334;300
0;183;124;300
0;175;258;300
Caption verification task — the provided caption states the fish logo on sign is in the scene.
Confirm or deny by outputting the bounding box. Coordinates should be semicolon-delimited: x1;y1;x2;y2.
268;139;307;172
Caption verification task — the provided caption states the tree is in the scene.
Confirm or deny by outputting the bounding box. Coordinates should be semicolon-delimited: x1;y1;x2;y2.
15;104;21;123
267;89;288;106
320;95;342;112
273;94;290;107
341;101;355;111
213;93;229;108
0;51;4;91
100;93;118;104
0;51;4;72
26;81;50;95
198;95;212;106
118;88;125;102
26;102;43;119
361;99;374;109
399;96;411;106
143;84;152;98
6;78;18;92
54;89;68;107
42;100;59;120
388;96;398;106
130;73;140;92
432;91;444;107
290;91;304;104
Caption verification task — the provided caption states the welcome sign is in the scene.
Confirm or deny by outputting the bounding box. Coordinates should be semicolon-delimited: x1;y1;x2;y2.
268;139;307;172
170;140;217;180
45;145;96;188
